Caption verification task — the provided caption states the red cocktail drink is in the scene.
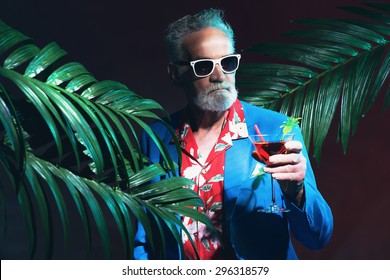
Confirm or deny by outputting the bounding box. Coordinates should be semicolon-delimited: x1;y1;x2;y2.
252;141;287;165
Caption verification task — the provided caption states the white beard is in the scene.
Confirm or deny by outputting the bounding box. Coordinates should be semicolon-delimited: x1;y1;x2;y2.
193;83;238;112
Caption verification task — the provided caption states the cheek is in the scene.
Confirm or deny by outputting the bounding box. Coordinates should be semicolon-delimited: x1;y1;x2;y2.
193;79;209;90
226;74;236;84
184;78;207;94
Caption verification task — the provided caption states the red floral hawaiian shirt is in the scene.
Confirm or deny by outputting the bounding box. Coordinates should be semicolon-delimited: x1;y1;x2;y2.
175;99;248;259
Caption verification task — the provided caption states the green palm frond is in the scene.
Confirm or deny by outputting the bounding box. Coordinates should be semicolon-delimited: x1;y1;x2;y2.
0;19;211;259
237;2;390;163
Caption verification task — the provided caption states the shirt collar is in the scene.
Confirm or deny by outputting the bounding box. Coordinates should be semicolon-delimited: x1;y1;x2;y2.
174;99;248;146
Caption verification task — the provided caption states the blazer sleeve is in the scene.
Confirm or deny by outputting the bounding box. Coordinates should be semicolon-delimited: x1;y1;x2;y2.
284;126;334;249
133;130;153;260
133;120;182;259
243;101;333;250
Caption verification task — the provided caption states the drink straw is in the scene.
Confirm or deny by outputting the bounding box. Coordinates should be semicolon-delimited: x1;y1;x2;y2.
254;124;265;142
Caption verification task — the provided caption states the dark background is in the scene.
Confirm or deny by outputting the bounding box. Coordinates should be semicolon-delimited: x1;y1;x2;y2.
1;0;389;259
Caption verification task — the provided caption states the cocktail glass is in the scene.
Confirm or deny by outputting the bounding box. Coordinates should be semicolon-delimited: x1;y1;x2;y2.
249;133;294;213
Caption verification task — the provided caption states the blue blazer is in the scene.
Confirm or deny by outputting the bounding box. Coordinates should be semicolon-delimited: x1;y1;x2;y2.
134;101;333;259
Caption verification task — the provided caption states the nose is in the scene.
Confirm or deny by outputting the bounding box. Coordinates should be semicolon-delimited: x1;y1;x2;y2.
209;63;225;82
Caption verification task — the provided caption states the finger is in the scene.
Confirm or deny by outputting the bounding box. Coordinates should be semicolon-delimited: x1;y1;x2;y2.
269;152;302;165
264;164;296;174
264;157;307;181
284;140;302;153
272;171;305;182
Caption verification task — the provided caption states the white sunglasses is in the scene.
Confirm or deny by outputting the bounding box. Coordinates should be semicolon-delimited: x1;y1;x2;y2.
175;54;241;78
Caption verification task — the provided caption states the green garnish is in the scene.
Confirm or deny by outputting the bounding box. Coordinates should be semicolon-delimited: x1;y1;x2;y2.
280;117;301;139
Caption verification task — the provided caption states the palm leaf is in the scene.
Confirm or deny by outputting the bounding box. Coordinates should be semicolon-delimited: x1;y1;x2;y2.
0;19;207;259
238;2;390;163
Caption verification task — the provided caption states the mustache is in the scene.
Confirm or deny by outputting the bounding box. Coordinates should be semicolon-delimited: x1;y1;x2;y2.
204;83;233;95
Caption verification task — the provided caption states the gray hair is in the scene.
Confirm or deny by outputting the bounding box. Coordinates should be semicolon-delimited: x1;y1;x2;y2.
164;8;235;62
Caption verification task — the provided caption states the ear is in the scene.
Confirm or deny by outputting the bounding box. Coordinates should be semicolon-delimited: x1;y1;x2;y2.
167;64;183;86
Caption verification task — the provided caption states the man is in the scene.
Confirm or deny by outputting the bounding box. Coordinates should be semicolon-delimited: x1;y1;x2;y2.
134;8;333;259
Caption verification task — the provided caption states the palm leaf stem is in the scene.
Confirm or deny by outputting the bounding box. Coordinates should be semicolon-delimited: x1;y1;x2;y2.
283;43;386;98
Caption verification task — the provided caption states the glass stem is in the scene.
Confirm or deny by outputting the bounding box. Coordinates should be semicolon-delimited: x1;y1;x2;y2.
271;176;276;204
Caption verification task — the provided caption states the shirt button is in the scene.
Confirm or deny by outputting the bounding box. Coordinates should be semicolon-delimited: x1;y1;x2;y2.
201;168;207;174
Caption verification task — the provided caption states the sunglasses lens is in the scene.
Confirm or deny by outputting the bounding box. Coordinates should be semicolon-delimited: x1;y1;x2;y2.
194;60;214;76
221;56;239;72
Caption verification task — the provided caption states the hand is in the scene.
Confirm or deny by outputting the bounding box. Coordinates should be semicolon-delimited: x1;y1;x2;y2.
263;140;306;201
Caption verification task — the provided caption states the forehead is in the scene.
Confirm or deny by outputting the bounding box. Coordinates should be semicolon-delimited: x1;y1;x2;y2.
182;27;234;60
